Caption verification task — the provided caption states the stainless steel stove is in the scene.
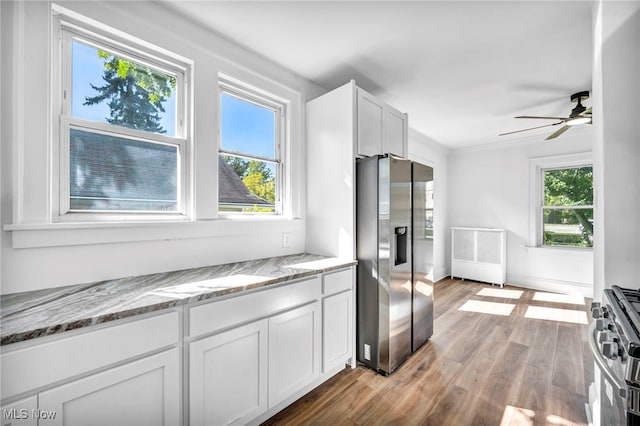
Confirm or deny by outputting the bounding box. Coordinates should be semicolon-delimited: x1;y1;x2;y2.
590;286;640;425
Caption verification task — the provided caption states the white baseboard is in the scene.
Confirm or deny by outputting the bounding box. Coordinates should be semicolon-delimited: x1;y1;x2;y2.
506;273;593;298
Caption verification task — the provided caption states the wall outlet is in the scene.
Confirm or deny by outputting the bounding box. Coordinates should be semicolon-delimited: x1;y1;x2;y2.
364;344;371;361
282;233;291;248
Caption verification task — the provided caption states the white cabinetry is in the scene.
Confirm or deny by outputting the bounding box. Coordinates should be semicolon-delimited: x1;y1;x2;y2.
451;227;506;287
189;320;268;426
0;311;181;426
355;84;408;158
307;80;407;258
322;269;354;372
1;396;37;426
187;270;353;425
268;302;321;407
356;88;384;157
384;103;408;158
39;348;180;426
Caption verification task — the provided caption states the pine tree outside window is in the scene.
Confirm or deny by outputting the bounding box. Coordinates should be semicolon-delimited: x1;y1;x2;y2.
55;20;190;221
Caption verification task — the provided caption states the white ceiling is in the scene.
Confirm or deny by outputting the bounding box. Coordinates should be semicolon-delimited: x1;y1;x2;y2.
161;1;594;149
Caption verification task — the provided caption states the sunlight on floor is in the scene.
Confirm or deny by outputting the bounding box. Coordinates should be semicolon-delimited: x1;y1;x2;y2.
458;300;515;316
500;405;576;426
532;292;585;305
524;306;588;325
477;288;524;299
500;405;535;426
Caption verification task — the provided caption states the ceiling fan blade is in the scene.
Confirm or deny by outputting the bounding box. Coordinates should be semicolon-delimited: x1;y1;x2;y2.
545;125;570;140
515;115;569;120
499;121;564;137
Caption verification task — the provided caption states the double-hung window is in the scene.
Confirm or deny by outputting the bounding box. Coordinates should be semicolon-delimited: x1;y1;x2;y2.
55;15;190;221
541;165;593;247
218;79;284;214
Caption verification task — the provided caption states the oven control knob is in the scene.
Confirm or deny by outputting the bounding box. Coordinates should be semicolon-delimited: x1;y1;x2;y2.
596;318;609;331
592;307;602;319
598;331;612;343
602;341;619;360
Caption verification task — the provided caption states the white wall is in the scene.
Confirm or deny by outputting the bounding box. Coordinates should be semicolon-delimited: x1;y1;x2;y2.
448;129;594;296
408;129;449;282
592;1;640;300
1;1;325;294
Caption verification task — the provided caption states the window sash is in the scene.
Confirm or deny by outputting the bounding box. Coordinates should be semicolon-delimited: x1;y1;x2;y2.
58;117;187;218
538;164;593;248
61;29;186;139
217;84;284;214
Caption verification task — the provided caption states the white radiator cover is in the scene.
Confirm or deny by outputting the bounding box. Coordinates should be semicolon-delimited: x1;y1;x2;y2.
451;227;506;287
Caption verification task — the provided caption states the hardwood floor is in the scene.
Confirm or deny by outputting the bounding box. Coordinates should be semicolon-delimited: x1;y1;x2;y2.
263;278;593;425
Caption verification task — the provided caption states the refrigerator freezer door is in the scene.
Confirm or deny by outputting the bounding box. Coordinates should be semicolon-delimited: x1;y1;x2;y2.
381;156;413;374
412;162;434;351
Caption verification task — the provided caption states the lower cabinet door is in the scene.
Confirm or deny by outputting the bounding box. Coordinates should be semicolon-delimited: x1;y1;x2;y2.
189;319;268;426
323;290;353;372
1;396;38;426
268;301;321;408
38;348;180;426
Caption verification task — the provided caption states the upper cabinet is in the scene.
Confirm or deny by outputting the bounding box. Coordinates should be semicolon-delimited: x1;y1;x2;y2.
383;103;408;158
356;85;408;158
356;88;384;157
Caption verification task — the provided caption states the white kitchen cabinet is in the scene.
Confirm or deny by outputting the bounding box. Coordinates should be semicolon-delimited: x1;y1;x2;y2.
39;348;180;426
1;396;38;426
268;301;321;408
357;87;385;157
355;84;408;158
322;268;354;372
189;319;268;426
384;103;408;158
323;290;353;372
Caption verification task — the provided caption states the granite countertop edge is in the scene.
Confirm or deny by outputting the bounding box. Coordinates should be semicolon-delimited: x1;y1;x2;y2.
1;254;357;346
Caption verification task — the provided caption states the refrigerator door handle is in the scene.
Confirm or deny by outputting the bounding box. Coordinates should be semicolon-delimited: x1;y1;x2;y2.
394;226;408;265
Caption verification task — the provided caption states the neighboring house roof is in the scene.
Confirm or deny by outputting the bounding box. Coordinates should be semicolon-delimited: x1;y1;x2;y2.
218;156;271;205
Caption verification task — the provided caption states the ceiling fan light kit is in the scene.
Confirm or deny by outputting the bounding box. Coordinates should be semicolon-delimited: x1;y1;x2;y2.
500;91;592;140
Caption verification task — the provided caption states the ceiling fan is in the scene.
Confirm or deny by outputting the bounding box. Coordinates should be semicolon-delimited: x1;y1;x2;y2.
499;91;593;140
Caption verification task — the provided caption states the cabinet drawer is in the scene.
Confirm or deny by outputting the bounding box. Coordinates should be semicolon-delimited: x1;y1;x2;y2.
323;268;353;296
189;276;321;338
1;311;179;401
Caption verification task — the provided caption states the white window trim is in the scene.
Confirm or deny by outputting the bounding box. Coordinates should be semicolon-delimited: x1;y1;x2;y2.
52;5;192;223
528;152;593;249
217;74;288;216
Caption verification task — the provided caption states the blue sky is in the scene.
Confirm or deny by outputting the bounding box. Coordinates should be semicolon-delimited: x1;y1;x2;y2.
72;40;177;136
72;39;277;161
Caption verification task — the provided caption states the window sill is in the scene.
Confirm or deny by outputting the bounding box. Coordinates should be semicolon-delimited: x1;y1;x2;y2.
4;217;303;249
526;245;593;254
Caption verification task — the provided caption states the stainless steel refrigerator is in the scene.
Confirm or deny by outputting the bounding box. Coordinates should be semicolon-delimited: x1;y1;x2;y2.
356;154;434;375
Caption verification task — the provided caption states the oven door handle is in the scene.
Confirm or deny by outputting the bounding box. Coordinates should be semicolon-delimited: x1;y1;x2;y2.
589;324;628;399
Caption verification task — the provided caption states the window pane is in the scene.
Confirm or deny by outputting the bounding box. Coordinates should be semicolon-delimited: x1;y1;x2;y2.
220;93;275;159
543;208;593;247
544;166;593;206
218;155;275;213
70;128;178;211
71;40;177;137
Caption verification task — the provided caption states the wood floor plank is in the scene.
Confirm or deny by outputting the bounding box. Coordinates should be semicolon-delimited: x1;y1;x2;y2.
262;279;593;425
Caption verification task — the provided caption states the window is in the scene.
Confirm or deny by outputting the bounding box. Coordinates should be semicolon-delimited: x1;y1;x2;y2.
55;15;190;220
218;79;283;214
541;165;593;247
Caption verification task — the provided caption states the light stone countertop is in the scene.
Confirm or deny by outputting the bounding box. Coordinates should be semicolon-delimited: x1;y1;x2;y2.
0;253;356;346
